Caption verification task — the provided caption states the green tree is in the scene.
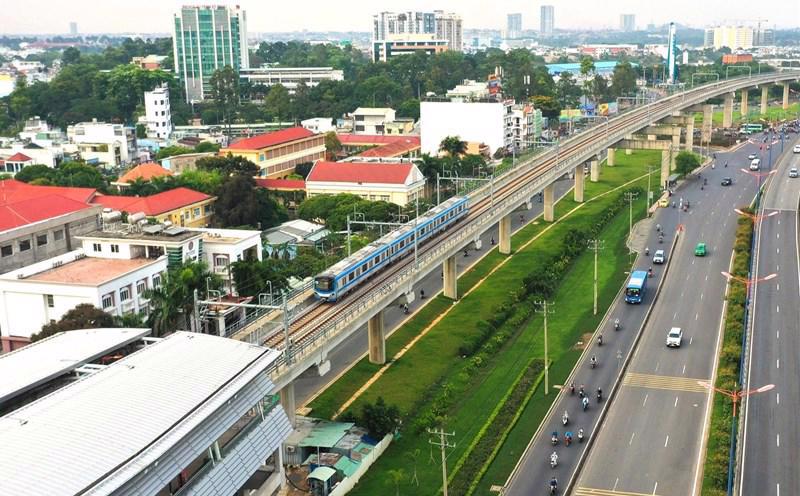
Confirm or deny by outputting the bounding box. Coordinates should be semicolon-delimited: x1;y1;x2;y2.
439;136;467;157
360;396;401;438
61;47;82;65
155;145;193;161
194;141;220;153
55;161;105;188
532;95;562;119
675;151;701;175
324;131;341;159
610;61;638;97
215;174;261;227
135;123;147;139
263;84;291;122
555;71;580;108
579;56;596;78
396;99;421;120
145;262;222;336
208;66;240;132
13;164;55;183
31;304;115;342
196;154;259;176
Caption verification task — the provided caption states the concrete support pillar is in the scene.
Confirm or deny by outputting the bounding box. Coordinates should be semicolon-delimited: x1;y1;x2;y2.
761;86;769;115
607;148;616;166
685;118;694;151
670;145;677;171
661;149;671;188
740;89;749;117
723;94;734;128
625;148;632;155
574;165;585;203
368;310;385;364
280;382;296;426
783;82;790;110
442;255;457;300
543;183;555;222
702;105;713;144
671;134;681;155
590;159;600;183
499;215;511;255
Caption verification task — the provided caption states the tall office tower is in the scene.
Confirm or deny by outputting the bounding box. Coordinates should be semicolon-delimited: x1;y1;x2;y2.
507;13;522;39
372;11;462;62
666;22;679;84
620;14;635;32
434;11;463;51
754;27;774;46
69;22;78;35
540;5;555;35
172;5;249;103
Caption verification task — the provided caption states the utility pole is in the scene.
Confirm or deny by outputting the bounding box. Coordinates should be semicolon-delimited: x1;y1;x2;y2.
427;427;456;496
624;191;639;253
534;300;555;395
587;240;605;315
646;165;655;218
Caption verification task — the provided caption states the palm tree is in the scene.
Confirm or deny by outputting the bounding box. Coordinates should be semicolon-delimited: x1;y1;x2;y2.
145;262;222;336
439;136;467;157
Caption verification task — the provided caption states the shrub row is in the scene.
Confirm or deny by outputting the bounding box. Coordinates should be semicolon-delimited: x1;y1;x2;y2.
449;360;545;496
702;209;754;494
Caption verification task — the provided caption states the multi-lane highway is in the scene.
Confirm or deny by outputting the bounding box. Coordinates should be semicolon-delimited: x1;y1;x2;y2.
572;137;792;496
740;135;800;496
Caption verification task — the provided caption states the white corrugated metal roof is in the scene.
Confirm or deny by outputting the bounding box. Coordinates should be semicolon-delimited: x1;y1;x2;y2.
0;332;280;496
0;328;151;408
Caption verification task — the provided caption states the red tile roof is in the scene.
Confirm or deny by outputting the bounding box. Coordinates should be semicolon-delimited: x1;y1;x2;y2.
254;178;306;190
116;162;172;184
336;134;417;146
6;152;33;162
0;179;97;204
92;187;213;216
0;180;97;232
307;161;414;185
225;127;315;150
358;137;421;158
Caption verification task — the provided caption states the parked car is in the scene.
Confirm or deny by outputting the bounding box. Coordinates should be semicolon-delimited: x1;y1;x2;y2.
721;177;733;186
666;327;683;348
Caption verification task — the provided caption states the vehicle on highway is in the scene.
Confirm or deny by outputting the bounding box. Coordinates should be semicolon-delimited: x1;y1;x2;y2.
313;196;470;301
695;242;707;256
741;123;763;134
666;327;683;348
748;153;758;160
749;158;761;171
790;168;799;178
653;249;666;264
721;177;733;186
793;144;800;154
624;270;648;304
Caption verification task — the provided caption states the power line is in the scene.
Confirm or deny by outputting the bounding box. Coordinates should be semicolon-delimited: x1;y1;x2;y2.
534;300;555;395
427;427;456;496
587;239;605;316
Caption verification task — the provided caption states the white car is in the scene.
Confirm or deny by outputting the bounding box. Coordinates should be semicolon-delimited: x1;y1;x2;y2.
653;249;666;264
790;168;798;178
666;327;683;348
793;144;800;154
748;153;758;160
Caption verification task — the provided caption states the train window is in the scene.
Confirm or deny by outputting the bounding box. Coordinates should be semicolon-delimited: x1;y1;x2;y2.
348;272;354;282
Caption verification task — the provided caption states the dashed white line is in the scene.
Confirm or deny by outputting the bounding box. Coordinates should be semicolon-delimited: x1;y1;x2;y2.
705;275;708;281
643;393;649;407
777;434;780;447
674;397;679;407
701;293;704;300
629;432;636;445
777;248;780;254
777;305;780;313
653;482;659;495
655;362;660;372
777;330;780;339
614;478;620;491
777;233;780;239
682;364;686;375
664;436;670;447
690;336;693;345
695;313;699;321
777;393;780;405
673;311;678;319
777;283;780;291
777;358;780;369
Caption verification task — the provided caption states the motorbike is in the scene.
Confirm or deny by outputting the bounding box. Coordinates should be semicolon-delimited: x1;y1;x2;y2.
582;397;589;411
564;433;572;446
590;358;597;369
614;319;621;331
597;389;603;402
551;432;559;446
597;334;603;346
578;429;585;443
550;454;558;469
569;383;575;395
562;412;569;426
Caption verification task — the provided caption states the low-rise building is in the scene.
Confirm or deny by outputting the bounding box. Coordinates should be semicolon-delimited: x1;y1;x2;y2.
92;187;216;227
160;151;215;174
306;160;425;206
220;126;326;179
264;219;329;259
0;179;101;274
301;117;335;134
240;66;344;92
0;142;61;168
0;331;293;496
131;54;168;70
110;162;172;190
384;118;416;135
421;98;514;156
0;152;34;174
66;119;136;167
355;136;421;159
192;227;262;286
352;107;396;135
144;84;172;140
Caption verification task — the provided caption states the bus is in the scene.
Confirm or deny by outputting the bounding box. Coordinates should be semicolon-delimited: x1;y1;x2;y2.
740;123;764;134
625;270;648;304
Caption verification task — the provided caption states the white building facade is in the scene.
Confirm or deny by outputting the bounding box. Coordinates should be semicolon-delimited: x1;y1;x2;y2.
144;84;172;140
240;67;344;93
67;120;135;167
421;99;513;156
352;107;397;135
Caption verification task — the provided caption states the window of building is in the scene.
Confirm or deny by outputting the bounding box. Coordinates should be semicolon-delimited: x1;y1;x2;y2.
19;240;31;251
37;234;48;246
93;243;101;252
111;244;120;253
53;229;64;241
152;273;162;289
101;292;115;310
1;245;12;257
119;285;131;302
136;279;147;296
46;294;54;308
214;255;228;267
193;207;201;217
259;153;265;162
204;205;213;214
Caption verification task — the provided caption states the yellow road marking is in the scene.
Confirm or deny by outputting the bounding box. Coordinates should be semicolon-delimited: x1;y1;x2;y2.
575;486;661;496
622;372;709;393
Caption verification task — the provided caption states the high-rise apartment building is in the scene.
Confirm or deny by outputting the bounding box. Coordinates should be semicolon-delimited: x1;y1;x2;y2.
704;25;754;49
144;84;172;140
540;5;555;35
69;22;78;35
620;14;635;32
372;10;462;62
172;5;249;103
754;28;775;46
507;13;522;39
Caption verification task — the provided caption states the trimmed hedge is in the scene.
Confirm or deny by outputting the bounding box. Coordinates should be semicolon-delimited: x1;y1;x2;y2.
701;209;754;495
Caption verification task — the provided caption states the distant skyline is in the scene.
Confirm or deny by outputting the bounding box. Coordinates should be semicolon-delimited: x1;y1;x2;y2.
3;0;799;35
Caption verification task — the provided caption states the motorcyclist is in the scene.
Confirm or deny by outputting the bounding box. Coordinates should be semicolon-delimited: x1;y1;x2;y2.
656;223;661;232
562;410;569;425
420;289;425;299
579;384;585;398
614;318;620;330
590;355;597;368
724;161;728;168
550;477;558;492
578;428;585;442
551;431;559;445
569;382;575;395
582;396;590;410
645;247;650;256
597;333;603;346
564;431;573;446
597;388;603;402
550;451;559;468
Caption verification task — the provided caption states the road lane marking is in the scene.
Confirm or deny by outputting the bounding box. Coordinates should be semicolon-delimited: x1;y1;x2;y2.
664;436;670;447
630;432;636;445
705;275;708;281
777;283;780;291
614;478;619;491
701;293;704;300
623;372;710;393
674;397;679;407
643;393;648;407
575;487;662;496
777;248;780;254
690;336;693;345
777;305;780;313
654;362;659;372
777;359;780;369
777;232;780;239
653;482;658;495
696;313;699;321
777;434;780;447
777;393;780;405
673;311;678;319
682;364;686;375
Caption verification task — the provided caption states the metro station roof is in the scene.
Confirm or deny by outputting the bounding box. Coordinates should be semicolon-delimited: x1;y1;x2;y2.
0;328;150;409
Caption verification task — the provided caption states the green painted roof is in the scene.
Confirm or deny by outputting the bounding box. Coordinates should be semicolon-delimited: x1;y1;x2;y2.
334;457;360;478
298;421;354;448
308;466;337;482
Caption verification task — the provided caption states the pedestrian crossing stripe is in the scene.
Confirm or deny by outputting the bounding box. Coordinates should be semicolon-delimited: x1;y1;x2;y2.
622;372;709;393
574;486;661;496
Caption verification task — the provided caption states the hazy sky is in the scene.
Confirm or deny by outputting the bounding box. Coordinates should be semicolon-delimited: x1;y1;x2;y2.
4;0;799;34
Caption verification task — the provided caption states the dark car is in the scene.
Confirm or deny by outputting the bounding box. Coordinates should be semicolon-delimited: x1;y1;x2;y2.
721;177;733;186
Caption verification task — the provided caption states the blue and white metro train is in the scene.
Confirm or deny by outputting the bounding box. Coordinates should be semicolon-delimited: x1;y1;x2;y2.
313;196;470;302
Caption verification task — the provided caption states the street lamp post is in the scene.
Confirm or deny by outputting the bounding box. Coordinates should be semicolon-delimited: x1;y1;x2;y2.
624;191;639;252
587;239;604;315
740;168;776;201
534;301;555;395
697;381;775;417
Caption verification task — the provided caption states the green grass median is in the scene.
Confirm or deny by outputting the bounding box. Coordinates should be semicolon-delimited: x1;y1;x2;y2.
307;151;661;495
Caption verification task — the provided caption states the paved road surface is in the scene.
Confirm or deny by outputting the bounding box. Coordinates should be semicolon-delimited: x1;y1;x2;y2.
740;134;800;496
566;140;774;496
294;178;573;406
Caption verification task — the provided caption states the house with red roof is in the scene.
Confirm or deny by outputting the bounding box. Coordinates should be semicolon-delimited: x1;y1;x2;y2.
306;160;425;206
336;134;421;159
111;162;173;191
1;152;35;175
0;179;102;274
92;187;216;228
219;126;326;179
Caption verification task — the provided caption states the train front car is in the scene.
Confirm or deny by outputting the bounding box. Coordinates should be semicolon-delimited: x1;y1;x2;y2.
313;273;336;302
